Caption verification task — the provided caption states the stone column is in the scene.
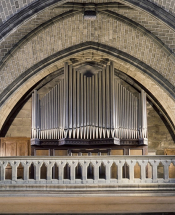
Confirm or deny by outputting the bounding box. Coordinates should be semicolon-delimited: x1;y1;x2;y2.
0;161;8;181
56;161;66;183
79;160;89;184
34;161;42;181
139;160;147;181
11;161;20;181
21;161;31;181
162;160;171;181
69;161;78;184
45;161;55;181
103;160;113;183
115;160;125;182
149;160;159;182
91;160;101;183
128;160;136;182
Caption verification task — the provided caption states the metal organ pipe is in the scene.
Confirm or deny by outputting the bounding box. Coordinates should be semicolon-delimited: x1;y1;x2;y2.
95;73;98;139
83;75;87;139
73;68;76;139
110;62;115;138
31;61;148;143
80;72;84;139
102;67;106;138
91;75;95;139
76;71;80;138
68;64;73;138
98;71;102;138
106;65;110;137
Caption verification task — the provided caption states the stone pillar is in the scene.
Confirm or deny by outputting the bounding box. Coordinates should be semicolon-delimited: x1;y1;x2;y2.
149;160;159;182
57;161;66;183
91;160;101;183
22;161;31;181
103;160;113;183
0;162;7;181
162;160;171;181
115;160;125;182
34;161;42;181
69;161;78;184
140;160;147;181
128;160;136;182
11;161;20;181
80;161;89;184
45;161;55;181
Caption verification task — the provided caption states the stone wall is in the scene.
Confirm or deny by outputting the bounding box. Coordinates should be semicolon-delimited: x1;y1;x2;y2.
5;98;31;137
0;0;175;25
147;102;175;155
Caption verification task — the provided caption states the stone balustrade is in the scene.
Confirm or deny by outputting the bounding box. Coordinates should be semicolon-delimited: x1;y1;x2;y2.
0;156;175;185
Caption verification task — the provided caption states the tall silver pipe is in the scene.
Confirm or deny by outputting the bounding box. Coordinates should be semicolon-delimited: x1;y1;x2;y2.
73;68;76;129
64;62;69;130
32;93;34;138
95;73;98;127
87;78;90;127
118;82;121;138
77;71;80;129
110;62;115;130
83;75;87;139
80;73;84;128
136;98;138;139
69;64;73;136
106;65;110;130
126;90;129;139
99;71;102;128
102;67;106;131
53;87;55;129
55;85;58;129
51;88;54;130
129;92;132;139
89;77;92;127
91;75;95;128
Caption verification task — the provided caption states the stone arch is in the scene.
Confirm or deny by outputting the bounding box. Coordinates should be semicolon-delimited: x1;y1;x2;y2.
1;11;175;97
0;44;175;138
1;0;175;37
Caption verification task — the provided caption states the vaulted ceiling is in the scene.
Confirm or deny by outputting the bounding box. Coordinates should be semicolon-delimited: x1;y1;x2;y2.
0;0;175;137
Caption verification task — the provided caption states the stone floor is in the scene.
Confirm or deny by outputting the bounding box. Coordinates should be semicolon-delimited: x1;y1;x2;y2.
0;196;175;214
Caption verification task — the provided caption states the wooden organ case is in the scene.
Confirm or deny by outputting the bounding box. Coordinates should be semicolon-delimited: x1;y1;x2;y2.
31;61;148;156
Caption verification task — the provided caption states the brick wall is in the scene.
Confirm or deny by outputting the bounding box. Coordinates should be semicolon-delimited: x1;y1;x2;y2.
0;13;175;94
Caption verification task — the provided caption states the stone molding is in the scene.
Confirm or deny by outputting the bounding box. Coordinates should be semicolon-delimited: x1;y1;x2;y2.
1;42;174;107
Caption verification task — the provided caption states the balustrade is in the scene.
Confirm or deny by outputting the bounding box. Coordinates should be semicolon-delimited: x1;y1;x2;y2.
0;156;175;185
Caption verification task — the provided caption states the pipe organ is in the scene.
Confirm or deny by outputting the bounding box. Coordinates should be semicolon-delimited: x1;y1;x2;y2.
31;61;148;146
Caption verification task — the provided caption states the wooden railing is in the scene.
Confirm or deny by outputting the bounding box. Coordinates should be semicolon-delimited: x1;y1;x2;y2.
0;156;175;185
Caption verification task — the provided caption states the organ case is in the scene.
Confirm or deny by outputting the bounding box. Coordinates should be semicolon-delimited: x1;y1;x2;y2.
31;61;148;146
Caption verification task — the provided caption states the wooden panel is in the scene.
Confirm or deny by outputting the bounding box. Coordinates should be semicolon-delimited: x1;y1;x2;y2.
169;163;175;179
6;142;16;156
134;162;141;179
54;150;67;156
5;163;12;180
35;150;50;156
82;153;88;156
0;140;6;156
130;149;142;155
17;141;28;156
0;137;30;156
111;149;123;155
164;149;175;155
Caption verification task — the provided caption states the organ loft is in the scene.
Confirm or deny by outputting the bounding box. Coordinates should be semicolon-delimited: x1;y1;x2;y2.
31;61;148;156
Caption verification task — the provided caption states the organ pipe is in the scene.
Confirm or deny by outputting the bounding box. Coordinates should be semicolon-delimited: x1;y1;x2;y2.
32;61;148;143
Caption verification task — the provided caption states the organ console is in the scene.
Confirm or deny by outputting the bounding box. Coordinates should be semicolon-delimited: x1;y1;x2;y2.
31;61;148;148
